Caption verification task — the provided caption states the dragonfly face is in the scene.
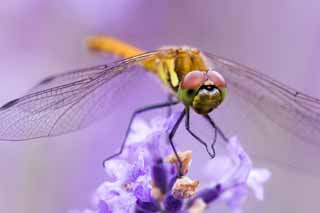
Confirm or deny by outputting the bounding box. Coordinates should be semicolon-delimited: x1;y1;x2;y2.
178;70;227;114
142;47;227;114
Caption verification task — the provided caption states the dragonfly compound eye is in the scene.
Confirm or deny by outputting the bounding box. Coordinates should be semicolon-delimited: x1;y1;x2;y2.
206;70;226;89
181;71;207;90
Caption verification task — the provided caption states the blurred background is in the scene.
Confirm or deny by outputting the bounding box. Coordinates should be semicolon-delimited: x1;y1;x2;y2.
0;0;320;212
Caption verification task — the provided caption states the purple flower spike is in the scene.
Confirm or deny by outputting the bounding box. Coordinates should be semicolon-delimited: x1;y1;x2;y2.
97;200;109;213
152;159;168;194
74;116;271;213
188;184;222;206
135;199;161;212
164;194;183;211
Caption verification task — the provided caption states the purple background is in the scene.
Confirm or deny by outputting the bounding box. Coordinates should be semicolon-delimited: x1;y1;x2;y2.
0;1;320;212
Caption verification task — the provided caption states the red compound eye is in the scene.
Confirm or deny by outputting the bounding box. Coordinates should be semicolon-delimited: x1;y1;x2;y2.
181;71;206;89
207;70;226;88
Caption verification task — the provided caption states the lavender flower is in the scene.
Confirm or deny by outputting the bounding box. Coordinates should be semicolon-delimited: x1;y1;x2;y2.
73;113;271;213
190;137;272;212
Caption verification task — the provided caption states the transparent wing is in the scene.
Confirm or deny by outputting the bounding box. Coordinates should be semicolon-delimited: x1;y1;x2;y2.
204;52;320;176
0;51;163;141
28;64;111;93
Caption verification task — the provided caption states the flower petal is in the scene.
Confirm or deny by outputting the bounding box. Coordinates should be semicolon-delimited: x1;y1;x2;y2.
103;159;131;181
247;168;272;200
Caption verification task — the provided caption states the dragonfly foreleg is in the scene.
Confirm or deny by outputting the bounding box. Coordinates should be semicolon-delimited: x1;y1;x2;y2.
203;115;229;157
102;101;179;168
203;115;229;143
185;108;216;158
168;109;186;177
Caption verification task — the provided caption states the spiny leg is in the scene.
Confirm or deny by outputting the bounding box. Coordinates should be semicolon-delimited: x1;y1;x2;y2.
212;127;218;154
103;101;179;167
168;109;186;177
203;115;229;143
203;115;229;158
185;108;215;158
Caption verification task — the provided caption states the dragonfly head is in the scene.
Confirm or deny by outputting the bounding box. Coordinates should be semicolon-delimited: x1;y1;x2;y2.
178;70;227;114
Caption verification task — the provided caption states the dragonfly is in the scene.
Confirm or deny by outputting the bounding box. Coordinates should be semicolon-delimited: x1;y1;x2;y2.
0;36;319;176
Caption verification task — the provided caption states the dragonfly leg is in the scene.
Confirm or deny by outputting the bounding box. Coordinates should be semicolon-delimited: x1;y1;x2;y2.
185;108;215;158
203;115;229;143
168;109;186;177
102;101;179;167
203;115;229;156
